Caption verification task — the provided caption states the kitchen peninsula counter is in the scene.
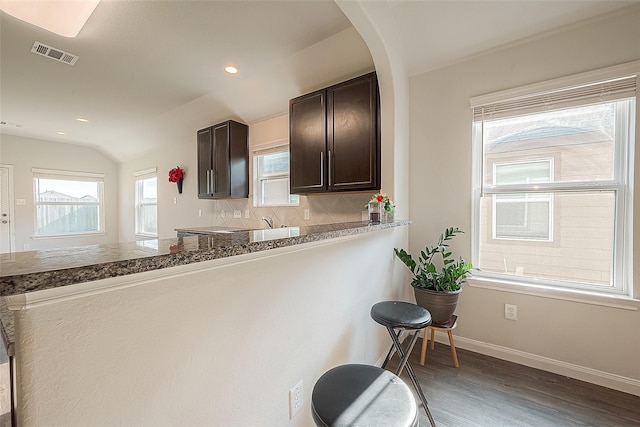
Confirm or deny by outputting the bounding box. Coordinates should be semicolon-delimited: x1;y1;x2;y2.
1;219;412;426
0;221;409;298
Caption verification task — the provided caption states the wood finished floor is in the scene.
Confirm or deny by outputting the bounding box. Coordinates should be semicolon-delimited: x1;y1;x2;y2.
386;339;640;427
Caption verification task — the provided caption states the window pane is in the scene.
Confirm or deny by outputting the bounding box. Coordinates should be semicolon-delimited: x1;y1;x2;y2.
254;149;298;207
36;178;98;202
36;205;100;235
34;175;102;236
260;152;289;175
483;103;616;187
135;176;157;236
261;177;290;205
495;197;550;240
495;161;550;185
139;205;157;235
141;177;157;202
479;191;615;287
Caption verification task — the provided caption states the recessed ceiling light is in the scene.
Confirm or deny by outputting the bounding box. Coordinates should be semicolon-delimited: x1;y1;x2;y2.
224;66;239;74
76;118;89;122
56;131;66;135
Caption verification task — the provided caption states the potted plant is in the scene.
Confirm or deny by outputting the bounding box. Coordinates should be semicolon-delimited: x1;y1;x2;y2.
394;227;472;324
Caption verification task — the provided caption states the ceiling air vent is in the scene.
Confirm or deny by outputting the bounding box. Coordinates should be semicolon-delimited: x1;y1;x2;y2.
31;41;79;65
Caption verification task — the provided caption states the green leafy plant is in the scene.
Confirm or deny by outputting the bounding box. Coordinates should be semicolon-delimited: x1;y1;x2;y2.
394;227;472;292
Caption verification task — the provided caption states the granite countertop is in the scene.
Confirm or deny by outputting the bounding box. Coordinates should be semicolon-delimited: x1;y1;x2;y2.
0;221;409;298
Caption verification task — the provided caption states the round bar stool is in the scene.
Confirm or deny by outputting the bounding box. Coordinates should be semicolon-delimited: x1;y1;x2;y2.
311;364;418;427
371;301;436;427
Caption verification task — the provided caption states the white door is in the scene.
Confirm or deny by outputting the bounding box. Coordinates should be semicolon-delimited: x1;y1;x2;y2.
0;166;13;254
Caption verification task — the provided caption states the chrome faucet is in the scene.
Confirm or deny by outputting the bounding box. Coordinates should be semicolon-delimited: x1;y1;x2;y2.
262;216;274;229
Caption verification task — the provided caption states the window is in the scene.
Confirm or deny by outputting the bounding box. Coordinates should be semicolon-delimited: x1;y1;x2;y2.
135;168;157;237
493;159;553;241
33;168;105;236
253;144;299;207
471;66;636;295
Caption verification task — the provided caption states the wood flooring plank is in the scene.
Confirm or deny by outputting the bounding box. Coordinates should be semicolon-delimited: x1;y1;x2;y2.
385;339;640;427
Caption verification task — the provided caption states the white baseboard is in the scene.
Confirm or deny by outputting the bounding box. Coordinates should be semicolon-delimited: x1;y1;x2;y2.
429;333;640;397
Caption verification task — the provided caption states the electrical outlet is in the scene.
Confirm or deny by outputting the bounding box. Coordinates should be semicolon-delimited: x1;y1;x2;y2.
245;209;250;219
234;210;241;219
289;380;303;419
304;209;310;220
220;210;225;219
23;244;30;251
505;303;518;321
173;197;177;205
198;209;202;218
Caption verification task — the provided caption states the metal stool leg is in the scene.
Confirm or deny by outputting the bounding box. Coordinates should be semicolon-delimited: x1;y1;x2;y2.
381;329;402;369
386;326;437;427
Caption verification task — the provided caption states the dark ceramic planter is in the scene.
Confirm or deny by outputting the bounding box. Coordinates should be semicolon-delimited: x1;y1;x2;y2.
413;287;461;325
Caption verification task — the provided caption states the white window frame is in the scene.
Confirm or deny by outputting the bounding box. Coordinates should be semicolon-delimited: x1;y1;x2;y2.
134;168;157;238
33;168;105;237
470;61;638;299
252;140;299;207
492;159;554;242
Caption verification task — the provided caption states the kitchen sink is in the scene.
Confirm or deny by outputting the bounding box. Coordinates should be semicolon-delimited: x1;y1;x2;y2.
251;227;300;241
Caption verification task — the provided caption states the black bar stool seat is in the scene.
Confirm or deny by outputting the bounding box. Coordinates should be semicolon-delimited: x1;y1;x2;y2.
311;364;418;427
371;300;433;330
371;301;437;426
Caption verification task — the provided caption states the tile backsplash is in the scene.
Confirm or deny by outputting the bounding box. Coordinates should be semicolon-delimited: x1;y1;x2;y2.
210;193;374;229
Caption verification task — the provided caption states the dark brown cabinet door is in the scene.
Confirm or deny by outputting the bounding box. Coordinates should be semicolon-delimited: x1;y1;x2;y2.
197;120;248;199
289;72;380;194
289;90;326;193
328;73;379;191
197;127;213;198
227;120;249;198
212;122;230;198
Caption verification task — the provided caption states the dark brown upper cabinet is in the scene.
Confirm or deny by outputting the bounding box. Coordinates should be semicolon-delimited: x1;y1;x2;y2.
197;120;248;199
289;72;380;194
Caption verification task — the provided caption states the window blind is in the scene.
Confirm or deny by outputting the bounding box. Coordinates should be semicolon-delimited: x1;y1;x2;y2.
32;168;104;182
473;75;637;121
134;167;157;179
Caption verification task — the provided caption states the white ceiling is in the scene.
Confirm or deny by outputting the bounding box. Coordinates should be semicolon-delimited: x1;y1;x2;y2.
1;0;636;162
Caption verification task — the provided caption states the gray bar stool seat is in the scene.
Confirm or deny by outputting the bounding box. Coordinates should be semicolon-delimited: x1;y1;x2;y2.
371;301;436;426
311;364;418;427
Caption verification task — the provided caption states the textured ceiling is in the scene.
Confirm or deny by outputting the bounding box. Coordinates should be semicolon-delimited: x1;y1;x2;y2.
0;0;636;162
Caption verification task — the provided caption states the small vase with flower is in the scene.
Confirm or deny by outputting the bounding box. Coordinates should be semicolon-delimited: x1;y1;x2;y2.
366;192;395;223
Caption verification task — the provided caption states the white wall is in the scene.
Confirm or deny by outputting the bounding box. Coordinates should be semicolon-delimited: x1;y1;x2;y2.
409;7;640;392
14;229;412;426
0;134;120;250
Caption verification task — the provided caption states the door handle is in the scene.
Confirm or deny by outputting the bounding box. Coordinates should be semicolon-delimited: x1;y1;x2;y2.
328;150;332;187
320;152;324;187
206;170;211;194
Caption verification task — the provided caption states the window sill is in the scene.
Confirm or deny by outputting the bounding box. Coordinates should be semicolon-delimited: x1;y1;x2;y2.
468;275;639;311
31;232;107;240
135;233;158;239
